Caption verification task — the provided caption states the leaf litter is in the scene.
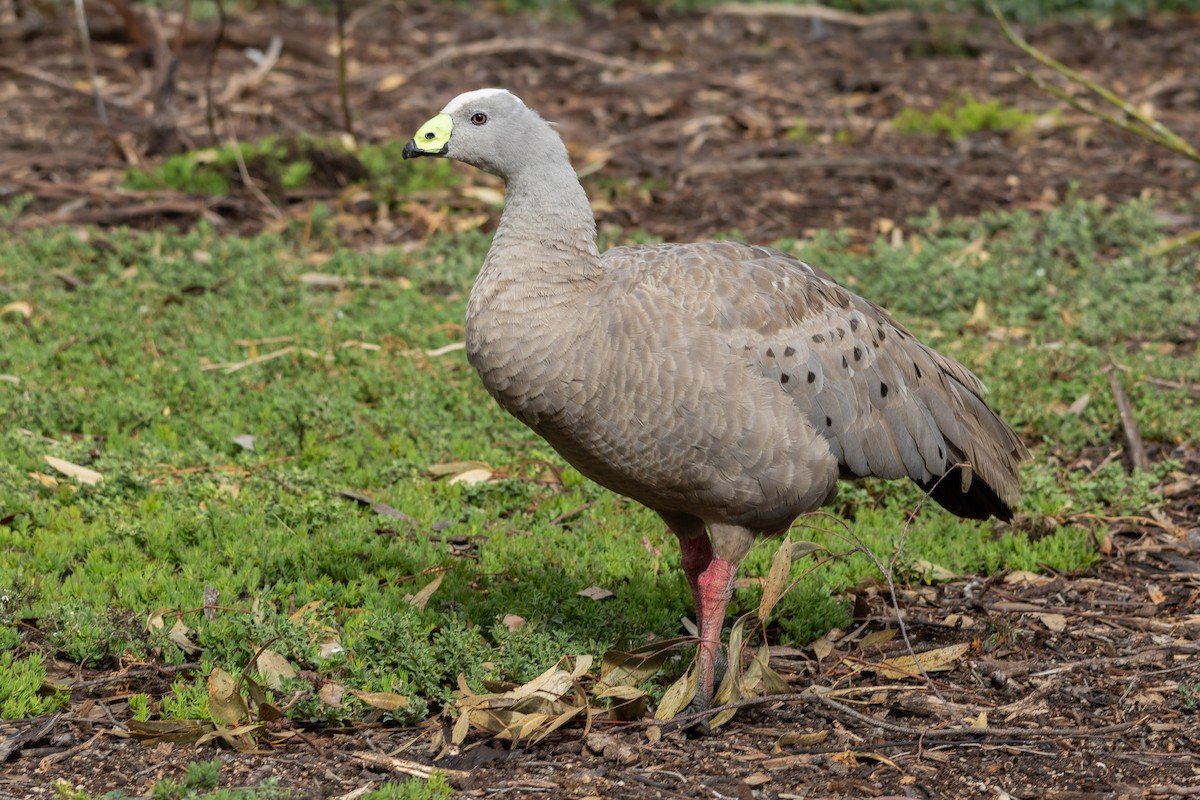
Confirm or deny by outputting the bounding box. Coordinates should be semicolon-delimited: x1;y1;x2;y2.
1;1;1199;797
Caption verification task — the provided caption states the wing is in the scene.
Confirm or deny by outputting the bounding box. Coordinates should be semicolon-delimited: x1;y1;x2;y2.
605;241;1029;521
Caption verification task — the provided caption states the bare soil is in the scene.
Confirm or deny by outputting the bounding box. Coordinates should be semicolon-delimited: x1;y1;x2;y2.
2;2;1199;798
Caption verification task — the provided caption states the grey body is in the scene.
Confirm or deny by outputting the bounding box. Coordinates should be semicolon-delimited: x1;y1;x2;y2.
405;88;1027;712
468;215;1024;544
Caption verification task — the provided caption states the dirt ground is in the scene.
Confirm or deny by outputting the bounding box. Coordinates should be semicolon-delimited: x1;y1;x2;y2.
2;1;1199;798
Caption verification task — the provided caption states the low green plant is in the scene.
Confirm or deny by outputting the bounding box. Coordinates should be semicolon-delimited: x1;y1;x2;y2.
127;692;152;721
160;676;212;721
1180;683;1199;712
0;652;70;718
360;774;454;800
892;92;1037;139
123;136;460;207
1;197;1194;732
55;771;291;800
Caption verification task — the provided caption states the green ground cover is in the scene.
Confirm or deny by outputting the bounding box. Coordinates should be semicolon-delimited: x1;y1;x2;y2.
1;192;1195;735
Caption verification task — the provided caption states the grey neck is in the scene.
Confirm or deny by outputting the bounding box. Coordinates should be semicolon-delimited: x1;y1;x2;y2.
483;146;604;285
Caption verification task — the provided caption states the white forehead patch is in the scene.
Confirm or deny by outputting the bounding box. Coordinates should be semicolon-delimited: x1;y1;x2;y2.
441;88;522;115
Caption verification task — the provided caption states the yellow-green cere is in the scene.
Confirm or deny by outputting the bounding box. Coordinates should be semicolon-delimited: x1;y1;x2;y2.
412;113;453;154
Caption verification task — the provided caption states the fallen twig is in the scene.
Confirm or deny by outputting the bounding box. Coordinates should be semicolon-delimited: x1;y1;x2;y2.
72;0;108;124
681;155;946;181
224;112;284;219
215;34;282;105
989;0;1200;163
16;200;214;229
334;0;355;143
0;714;62;763
1104;366;1150;472
349;752;470;788
345;38;643;93
39;731;107;771
0;59;133;111
711;3;915;28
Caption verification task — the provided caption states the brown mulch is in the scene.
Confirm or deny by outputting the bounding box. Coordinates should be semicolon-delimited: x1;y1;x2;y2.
2;2;1199;798
2;528;1198;799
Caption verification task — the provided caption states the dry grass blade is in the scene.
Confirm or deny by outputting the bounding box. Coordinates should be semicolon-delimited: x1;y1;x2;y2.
988;0;1200;163
758;533;793;622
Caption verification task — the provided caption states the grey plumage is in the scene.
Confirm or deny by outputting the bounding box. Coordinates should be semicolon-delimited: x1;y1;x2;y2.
404;88;1028;717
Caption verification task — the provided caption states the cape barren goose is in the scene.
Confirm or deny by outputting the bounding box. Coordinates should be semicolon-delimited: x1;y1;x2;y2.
403;88;1028;723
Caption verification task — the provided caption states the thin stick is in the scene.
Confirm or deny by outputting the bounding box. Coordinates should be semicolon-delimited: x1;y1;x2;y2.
334;0;355;143
1104;366;1150;472
203;0;227;142
711;3;915;28
72;0;108;124
224;112;284;220
988;0;1199;163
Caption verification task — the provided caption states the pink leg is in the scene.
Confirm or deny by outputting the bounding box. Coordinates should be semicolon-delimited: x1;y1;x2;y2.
664;515;751;719
692;555;738;705
678;533;714;631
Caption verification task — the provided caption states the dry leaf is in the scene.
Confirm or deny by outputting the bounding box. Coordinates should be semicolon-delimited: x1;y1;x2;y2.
207;667;248;726
502;614;526;631
1036;613;1067;632
1004;570;1052;587
875;643;969;680
29;472;58;488
577;585;615;601
43;455;103;485
127;719;215;746
449;468;493;486
913;559;958;582
375;73;407;92
297;272;346;291
596;685;647;721
428;460;490;478
600;639;682;687
168;619;200;655
810;636;834;661
743;772;771;787
350;690;410;711
319;682;345;708
1;301;33;319
758;534;792;622
789;540;826;560
1066;393;1091;415
773;730;829;752
406;573;444;611
860;628;898;648
653;667;697;721
255;649;297;690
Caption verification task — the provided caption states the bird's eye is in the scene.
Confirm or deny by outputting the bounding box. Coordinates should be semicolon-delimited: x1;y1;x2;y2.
423;132;436;140
470;112;488;125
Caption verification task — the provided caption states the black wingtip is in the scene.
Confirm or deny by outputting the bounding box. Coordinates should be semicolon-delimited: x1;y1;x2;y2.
914;466;1014;522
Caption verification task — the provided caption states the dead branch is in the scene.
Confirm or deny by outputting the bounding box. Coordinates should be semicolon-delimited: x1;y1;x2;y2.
346;38;643;93
0;58;134;110
711;3;915;28
681;154;947;181
223;112;283;219
349;752;471;788
215;33;282;105
1105;365;1150;472
203;0;226;142
989;0;1200;164
16;199;214;228
334;0;355;142
71;0;108;124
